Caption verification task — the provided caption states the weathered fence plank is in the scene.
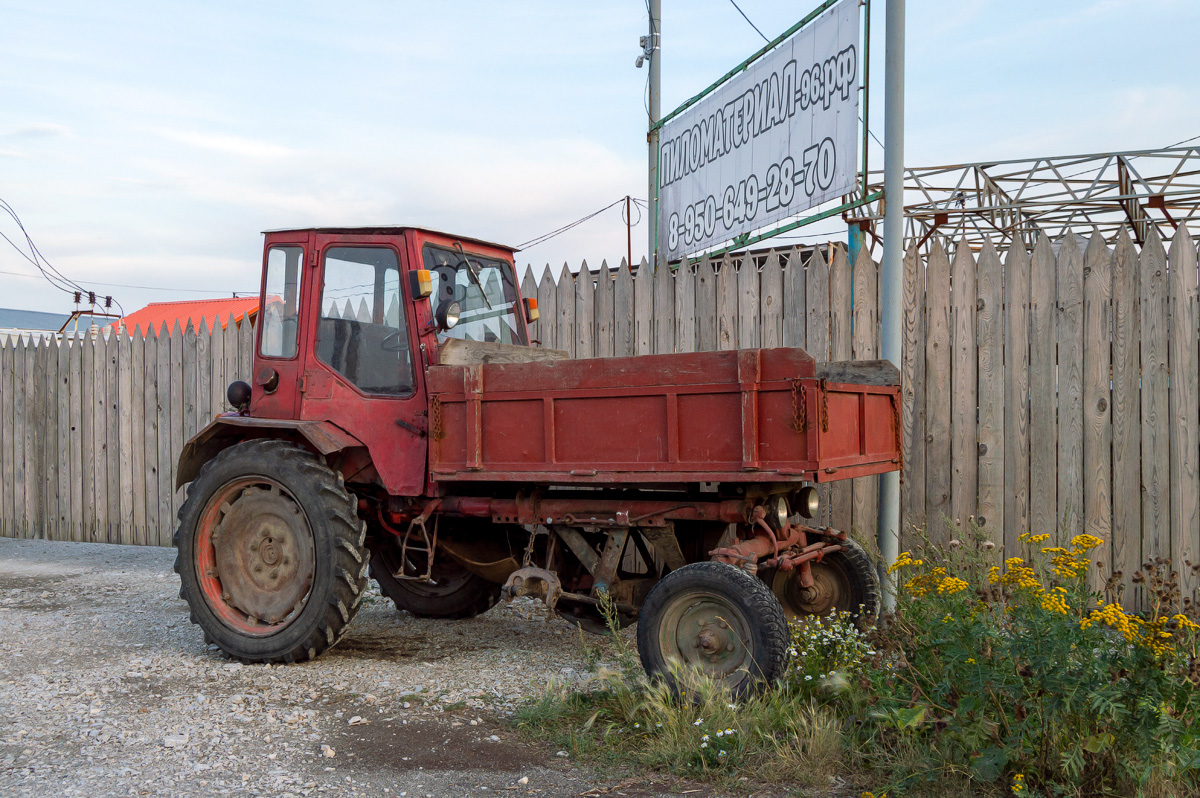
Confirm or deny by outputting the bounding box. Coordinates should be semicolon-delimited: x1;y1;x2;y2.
924;241;952;540
522;269;540;345
614;262;634;357
653;260;674;354
1;343;12;538
1140;229;1170;566
157;323;174;545
69;339;83;541
130;332;146;545
1110;230;1141;599
673;262;696;354
119;332;135;545
634;258;654;355
80;336;96;541
782;249;805;349
594;263;614;357
759;251;783;349
56;338;71;540
694;256;717;352
554;264;573;357
142;326;159;547
828;245;853;532
1168;224;1199;598
716;258;738;352
1004;241;1032;554
975;239;1003;542
538;265;558;351
105;332;120;543
1082;233;1112;588
1057;233;1085;538
575;261;595;359
738;256;760;350
1029;234;1057;539
852;246;879;537
950;240;977;530
805;247;832;527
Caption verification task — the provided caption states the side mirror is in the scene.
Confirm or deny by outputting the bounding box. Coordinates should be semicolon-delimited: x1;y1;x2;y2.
435;300;461;331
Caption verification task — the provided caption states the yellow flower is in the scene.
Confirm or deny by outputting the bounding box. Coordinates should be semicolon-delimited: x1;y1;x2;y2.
936;576;970;595
887;551;924;574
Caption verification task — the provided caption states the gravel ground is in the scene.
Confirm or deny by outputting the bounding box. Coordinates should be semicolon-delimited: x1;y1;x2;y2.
0;537;731;798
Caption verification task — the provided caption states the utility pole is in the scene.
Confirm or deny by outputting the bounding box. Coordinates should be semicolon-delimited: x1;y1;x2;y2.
646;0;662;270
625;195;633;269
877;0;904;608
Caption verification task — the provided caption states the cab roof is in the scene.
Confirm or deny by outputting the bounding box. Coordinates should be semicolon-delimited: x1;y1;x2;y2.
261;226;515;254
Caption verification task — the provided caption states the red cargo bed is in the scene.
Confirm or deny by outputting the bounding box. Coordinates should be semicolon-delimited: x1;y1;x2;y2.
425;347;900;485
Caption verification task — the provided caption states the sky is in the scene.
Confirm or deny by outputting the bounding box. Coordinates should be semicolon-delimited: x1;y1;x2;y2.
2;0;1199;315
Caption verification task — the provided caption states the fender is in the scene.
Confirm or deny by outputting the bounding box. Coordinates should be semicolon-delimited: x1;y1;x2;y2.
176;415;367;488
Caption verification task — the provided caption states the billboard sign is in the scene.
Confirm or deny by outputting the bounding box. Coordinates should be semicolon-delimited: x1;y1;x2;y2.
658;0;860;260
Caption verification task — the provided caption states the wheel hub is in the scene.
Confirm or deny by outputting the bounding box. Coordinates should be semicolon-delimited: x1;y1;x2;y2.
211;485;315;624
660;593;751;678
774;561;847;617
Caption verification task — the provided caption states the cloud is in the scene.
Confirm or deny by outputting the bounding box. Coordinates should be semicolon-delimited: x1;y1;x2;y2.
153;129;299;159
4;122;71;139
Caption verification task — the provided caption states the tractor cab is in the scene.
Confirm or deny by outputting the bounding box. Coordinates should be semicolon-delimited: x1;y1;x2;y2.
210;227;534;495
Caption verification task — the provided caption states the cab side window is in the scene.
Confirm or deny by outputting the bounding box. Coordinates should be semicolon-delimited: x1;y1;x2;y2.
260;246;304;358
314;247;414;395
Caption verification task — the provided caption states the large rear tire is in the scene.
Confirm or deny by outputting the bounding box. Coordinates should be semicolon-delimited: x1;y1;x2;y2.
369;537;500;619
637;561;789;696
768;538;880;629
174;439;369;663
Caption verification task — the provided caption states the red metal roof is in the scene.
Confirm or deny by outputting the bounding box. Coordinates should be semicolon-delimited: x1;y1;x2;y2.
116;297;259;335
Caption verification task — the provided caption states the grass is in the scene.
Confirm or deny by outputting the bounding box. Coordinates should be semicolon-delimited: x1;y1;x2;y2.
513;527;1200;797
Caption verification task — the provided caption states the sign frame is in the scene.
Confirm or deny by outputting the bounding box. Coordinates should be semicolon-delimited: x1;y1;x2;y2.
652;0;875;262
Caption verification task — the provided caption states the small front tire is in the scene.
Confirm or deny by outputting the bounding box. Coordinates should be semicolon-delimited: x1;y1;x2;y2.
636;561;790;695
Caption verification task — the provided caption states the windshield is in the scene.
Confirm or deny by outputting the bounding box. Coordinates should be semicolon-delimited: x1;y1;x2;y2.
422;245;527;345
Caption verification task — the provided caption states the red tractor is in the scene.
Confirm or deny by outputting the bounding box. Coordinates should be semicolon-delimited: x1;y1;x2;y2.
174;227;900;692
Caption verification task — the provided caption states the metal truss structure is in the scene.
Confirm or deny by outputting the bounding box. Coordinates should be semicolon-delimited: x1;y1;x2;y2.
847;147;1200;251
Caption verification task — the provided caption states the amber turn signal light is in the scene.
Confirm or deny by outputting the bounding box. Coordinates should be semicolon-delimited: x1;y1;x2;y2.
523;297;539;323
409;269;433;298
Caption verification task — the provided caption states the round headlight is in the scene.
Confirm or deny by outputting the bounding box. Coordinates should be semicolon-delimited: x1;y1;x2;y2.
766;495;790;530
796;485;819;519
436;300;461;330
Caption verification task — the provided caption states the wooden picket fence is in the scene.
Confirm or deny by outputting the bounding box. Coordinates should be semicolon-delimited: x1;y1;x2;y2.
1;229;1197;606
0;318;255;547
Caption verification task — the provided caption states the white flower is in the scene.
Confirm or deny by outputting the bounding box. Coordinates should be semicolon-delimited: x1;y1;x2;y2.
693;719;703;726
804;675;812;681
715;731;724;738
700;742;708;749
655;722;662;728
701;734;709;742
724;728;735;735
718;750;727;757
726;703;736;710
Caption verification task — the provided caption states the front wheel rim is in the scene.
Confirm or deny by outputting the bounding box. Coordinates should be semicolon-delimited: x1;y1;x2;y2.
655;588;754;680
194;477;316;637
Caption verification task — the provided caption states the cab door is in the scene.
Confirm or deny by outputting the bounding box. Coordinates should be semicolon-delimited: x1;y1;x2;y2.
299;234;428;495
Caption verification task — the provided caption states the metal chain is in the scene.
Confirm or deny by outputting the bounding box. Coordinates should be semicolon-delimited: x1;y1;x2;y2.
790;378;807;433
820;385;829;432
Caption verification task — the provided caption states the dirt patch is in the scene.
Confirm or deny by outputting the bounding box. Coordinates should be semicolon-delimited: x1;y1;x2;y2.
0;538;737;798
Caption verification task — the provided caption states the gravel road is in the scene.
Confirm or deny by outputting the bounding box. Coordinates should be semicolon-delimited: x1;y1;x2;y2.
0;538;723;798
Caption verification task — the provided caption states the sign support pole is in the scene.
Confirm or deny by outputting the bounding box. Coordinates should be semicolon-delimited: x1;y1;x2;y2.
877;0;904;608
647;0;662;270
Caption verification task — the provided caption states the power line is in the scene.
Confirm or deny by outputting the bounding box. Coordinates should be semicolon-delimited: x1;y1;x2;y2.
0;198;125;317
0;269;258;296
515;198;638;251
728;0;770;43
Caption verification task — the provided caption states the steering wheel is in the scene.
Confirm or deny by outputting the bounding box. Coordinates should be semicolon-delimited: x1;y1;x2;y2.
379;329;406;353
